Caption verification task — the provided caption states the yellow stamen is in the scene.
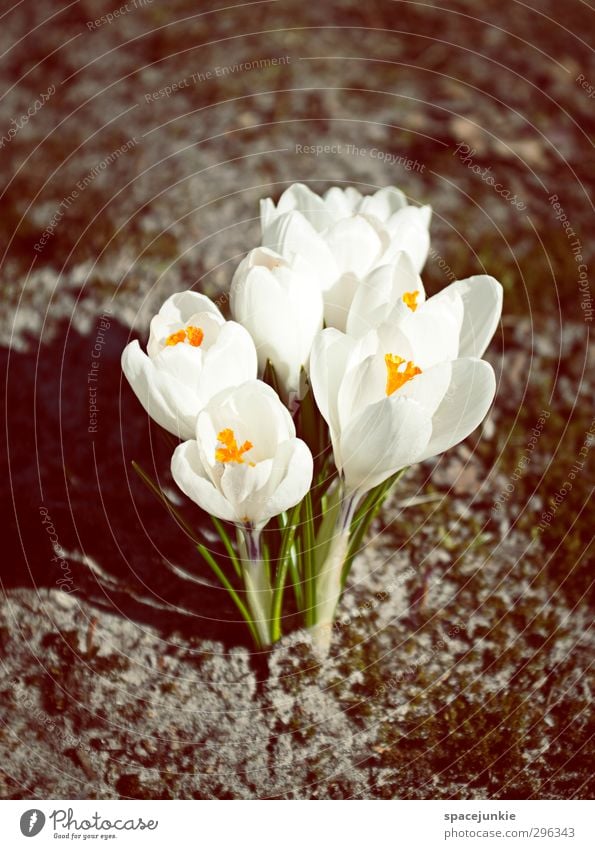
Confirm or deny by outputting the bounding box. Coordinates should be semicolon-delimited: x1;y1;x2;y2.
165;329;186;346
402;290;419;312
385;353;422;396
165;325;204;347
215;428;253;464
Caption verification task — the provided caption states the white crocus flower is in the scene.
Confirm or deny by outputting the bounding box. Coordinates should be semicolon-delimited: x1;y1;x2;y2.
347;254;503;361
171;380;314;646
261;182;431;245
346;251;427;337
311;291;499;499
260;188;430;331
171;380;313;528
122;291;257;440
230;247;323;400
308;291;499;653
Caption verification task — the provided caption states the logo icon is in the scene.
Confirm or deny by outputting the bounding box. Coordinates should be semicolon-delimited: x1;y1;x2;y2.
20;810;45;837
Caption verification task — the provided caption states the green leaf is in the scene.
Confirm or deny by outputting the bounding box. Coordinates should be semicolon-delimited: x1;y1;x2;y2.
270;503;300;641
342;469;408;583
289;536;304;611
313;482;343;571
211;516;242;579
303;490;316;626
197;543;260;647
132;461;200;543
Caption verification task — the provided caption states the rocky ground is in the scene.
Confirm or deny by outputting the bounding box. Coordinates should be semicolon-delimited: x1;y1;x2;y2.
0;0;593;798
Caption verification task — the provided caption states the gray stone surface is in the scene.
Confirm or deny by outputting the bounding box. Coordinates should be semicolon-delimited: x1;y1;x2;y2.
1;0;593;799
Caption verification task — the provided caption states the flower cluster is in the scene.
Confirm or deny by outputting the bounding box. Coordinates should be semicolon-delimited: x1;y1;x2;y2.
123;183;502;654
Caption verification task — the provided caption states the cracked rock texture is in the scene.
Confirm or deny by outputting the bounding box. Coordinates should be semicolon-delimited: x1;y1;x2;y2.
1;0;593;799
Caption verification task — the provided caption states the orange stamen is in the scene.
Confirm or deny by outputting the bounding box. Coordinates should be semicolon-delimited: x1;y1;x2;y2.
185;326;204;347
385;353;422;396
165;325;204;347
402;290;419;312
215;428;254;464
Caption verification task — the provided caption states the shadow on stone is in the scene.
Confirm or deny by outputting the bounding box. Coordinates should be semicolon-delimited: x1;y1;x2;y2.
1;317;253;650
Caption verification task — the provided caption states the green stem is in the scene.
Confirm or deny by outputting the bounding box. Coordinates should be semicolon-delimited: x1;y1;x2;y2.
211;516;242;579
239;526;273;647
308;492;358;656
303;490;316;627
343;469;408;582
197;543;260;646
270;556;290;643
289;537;304;611
270;504;300;641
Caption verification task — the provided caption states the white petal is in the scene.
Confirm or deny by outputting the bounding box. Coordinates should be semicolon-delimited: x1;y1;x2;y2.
200;380;295;463
344;186;364;207
231;259;322;397
199;321;258;404
325;214;383;277
260;197;276;233
262;211;337;284
375;321;417;364
323;271;361;332
416;358;496;462
336;333;383;430
275;182;334;230
122;341;196;439
346;252;424;336
323;186;359;219
152;352;206;435
419;204;432;228
395;360;453;418
385;291;464;369
309;329;356;440
384;208;431;270
147;310;223;359
147;293;223;358
340;396;432;495
220;460;272;518
433;275;503;358
157;290;222;324
171;440;236;521
356;186;407;221
258;438;314;523
153;342;203;390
